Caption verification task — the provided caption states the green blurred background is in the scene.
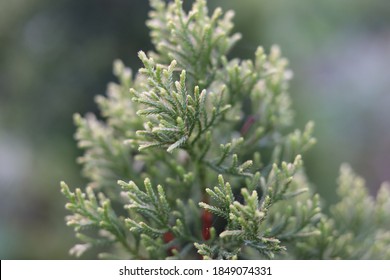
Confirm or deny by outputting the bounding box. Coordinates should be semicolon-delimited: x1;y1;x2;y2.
1;0;389;259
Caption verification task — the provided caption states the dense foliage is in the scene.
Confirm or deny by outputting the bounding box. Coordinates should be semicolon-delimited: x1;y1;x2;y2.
61;0;390;259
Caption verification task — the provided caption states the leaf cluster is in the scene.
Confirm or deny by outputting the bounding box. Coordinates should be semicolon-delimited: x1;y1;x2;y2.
60;0;390;260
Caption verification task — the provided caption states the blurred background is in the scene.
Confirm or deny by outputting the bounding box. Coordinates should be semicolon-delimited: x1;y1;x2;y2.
1;0;389;259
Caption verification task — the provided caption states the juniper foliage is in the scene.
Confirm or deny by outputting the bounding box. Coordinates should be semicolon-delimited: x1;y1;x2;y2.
61;0;390;259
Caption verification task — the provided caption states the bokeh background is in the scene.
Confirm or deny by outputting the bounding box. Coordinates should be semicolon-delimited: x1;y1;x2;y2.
1;0;389;259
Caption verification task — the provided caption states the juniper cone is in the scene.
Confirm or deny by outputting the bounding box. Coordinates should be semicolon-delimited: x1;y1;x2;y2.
61;0;390;259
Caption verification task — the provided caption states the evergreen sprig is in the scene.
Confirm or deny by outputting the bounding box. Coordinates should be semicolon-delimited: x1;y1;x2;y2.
294;165;390;259
148;0;241;89
60;182;136;258
130;51;229;153
61;0;390;259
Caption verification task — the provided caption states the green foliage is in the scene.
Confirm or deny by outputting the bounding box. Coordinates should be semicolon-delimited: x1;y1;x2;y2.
294;165;390;259
61;0;390;259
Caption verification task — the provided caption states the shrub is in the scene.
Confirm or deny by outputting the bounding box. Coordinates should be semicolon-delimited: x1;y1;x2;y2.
61;0;390;259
